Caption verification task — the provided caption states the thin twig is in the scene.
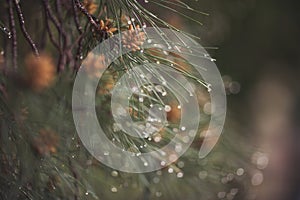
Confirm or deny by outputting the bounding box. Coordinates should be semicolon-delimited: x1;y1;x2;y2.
7;0;17;70
44;10;60;50
55;0;69;72
42;0;61;35
13;0;39;57
72;0;83;34
74;0;99;29
0;21;11;38
55;0;64;49
72;0;85;71
42;0;69;72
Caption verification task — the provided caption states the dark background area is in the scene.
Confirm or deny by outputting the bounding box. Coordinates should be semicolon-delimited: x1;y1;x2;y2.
155;0;300;199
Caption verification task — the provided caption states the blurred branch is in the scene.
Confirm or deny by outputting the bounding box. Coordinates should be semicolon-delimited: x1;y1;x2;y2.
68;158;79;200
42;0;68;71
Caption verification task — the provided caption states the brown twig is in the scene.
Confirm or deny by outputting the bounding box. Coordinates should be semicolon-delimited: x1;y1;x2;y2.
55;0;70;72
42;0;68;72
13;0;39;57
42;0;61;36
7;0;17;70
74;0;99;29
72;0;83;34
44;11;60;50
72;0;93;71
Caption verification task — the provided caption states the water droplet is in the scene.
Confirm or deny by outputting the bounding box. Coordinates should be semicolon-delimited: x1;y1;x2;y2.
111;187;118;193
177;172;184;178
153;177;160;183
155;191;162;197
256;154;269;169
207;84;212;92
227;173;234;181
178;161;185;168
111;171;118;177
251;172;264;186
168;168;174;173
164;105;171;112
217;192;226;199
236;168;244;176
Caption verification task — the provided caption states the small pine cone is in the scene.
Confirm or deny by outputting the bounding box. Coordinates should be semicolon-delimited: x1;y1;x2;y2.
99;19;117;36
24;54;56;92
122;25;146;52
83;0;98;14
